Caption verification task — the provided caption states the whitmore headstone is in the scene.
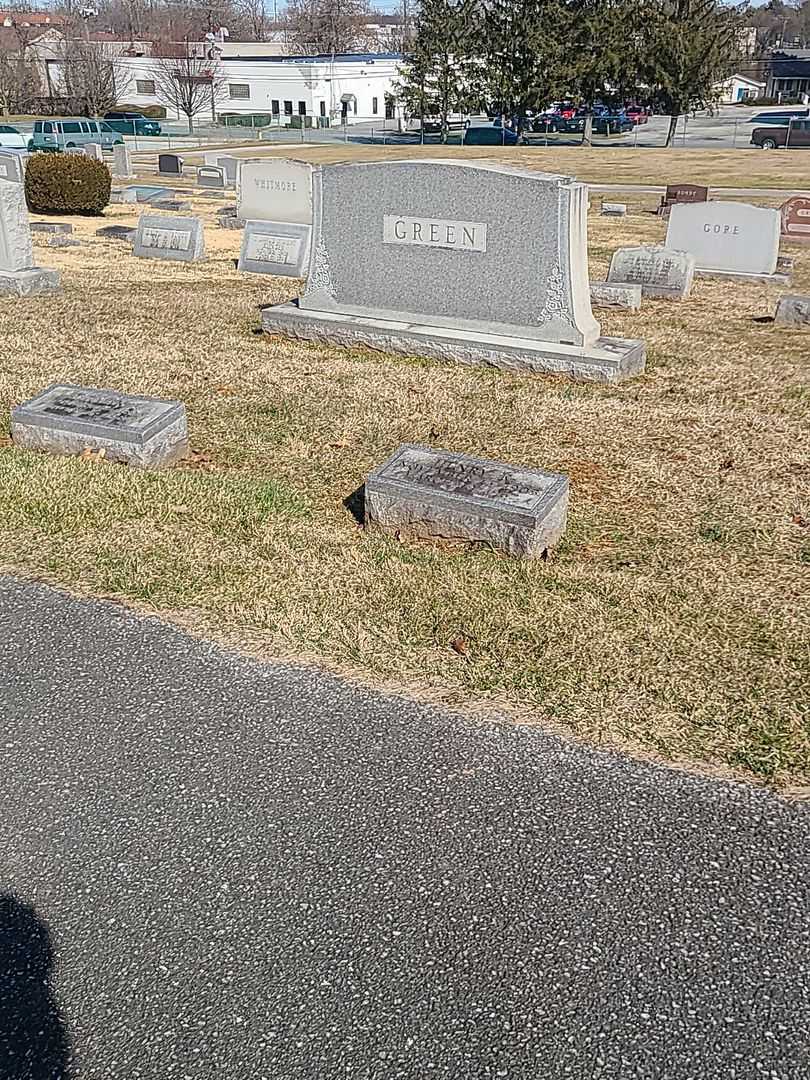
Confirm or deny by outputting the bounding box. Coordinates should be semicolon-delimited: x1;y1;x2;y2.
261;160;645;383
0;149;26;183
197;165;225;189
774;294;810;327
133;213;205;262
112;142;133;179
666;201;783;282
607;244;695;299
780;196;810;245
237;158;313;225
365;444;569;558
590;281;641;310
84;142;103;162
238;220;311;277
11;383;188;468
158;153;183;176
0;178;60;296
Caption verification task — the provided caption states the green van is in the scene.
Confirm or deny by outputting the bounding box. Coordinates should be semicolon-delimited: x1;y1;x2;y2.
29;118;124;152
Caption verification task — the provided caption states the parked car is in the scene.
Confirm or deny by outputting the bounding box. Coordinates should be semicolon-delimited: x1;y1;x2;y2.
29;117;124;152
0;124;27;149
104;111;162;136
625;106;649;125
751;119;810;148
594;113;634;134
749;108;810;126
463;123;521;146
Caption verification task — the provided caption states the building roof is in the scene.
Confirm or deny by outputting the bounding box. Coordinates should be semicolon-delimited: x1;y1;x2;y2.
769;52;810;78
0;9;63;25
225;51;402;64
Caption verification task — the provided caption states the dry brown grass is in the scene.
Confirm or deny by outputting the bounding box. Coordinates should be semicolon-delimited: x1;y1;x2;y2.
0;185;808;789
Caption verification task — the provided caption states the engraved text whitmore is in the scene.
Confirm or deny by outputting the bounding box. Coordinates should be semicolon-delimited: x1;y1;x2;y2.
382;215;487;252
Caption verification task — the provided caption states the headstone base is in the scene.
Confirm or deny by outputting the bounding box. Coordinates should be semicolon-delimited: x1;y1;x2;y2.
695;268;791;286
590;282;642;311
0;267;60;297
261;302;645;383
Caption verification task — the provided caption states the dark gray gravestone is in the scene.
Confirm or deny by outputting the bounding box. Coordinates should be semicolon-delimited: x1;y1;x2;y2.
11;383;188;469
238;220;310;276
151;199;192;213
95;225;135;242
364;444;568;558
158;153;184;176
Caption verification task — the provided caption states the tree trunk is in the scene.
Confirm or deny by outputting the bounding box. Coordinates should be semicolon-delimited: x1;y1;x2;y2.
665;113;679;147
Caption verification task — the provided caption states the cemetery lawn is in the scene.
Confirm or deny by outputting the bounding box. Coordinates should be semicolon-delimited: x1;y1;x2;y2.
1;191;808;791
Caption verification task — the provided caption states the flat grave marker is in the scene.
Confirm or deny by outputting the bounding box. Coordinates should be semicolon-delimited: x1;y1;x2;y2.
11;383;188;468
96;224;135;242
590;281;641;310
365;444;569;559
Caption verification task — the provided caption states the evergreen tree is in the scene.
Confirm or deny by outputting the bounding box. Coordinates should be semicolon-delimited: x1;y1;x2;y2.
396;0;480;142
479;0;569;135
640;0;741;145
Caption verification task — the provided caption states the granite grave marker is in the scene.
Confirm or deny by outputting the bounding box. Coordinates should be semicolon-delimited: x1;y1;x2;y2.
11;383;188;468
159;153;184;176
197;165;225;189
607;244;695;299
0;178;60;296
237;158;313;225
84;142;103;161
780;196;810;245
666;201;784;282
112;142;133;179
133;213;205;261
0;149;26;183
217;156;238;186
658;183;708;216
589;281;641;310
364;444;569;558
261;160;645;382
238;220;310;276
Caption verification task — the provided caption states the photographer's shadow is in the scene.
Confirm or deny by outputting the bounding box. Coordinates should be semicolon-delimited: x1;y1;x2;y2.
0;892;71;1079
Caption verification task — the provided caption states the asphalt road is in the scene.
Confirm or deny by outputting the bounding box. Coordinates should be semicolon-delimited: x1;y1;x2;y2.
1;576;808;1079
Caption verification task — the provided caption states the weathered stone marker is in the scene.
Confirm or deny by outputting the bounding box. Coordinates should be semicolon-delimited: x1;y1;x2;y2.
601;201;627;217
0;178;60;296
133;213;205;262
217;156;238;186
96;224;135;242
158;153;184;176
84;142;103;161
11;384;188;468
780;196;810;245
237;158;313;225
151;199;192;213
364;444;569;558
0;149;26;183
589;281;641;310
261;160;645;382
607;244;695;299
774;294;810;327
666;201;784;283
111;142;133;179
238;220;311;276
658;183;708;217
217;206;244;230
30;222;73;235
197;165;225;189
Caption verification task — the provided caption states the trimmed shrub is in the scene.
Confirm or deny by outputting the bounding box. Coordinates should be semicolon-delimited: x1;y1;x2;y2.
25;152;111;216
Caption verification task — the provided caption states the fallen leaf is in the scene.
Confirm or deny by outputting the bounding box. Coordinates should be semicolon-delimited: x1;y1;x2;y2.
791;513;809;528
450;635;470;657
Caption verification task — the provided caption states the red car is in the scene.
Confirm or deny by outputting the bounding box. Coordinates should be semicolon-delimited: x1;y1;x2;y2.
625;107;649;125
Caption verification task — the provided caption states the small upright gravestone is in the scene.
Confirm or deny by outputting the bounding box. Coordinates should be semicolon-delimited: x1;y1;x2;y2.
364;444;569;559
658;183;708;217
239;220;310;277
774;295;810;327
84;142;103;162
11;384;188;468
780;196;810;245
112;142;133;179
217;156;238;186
158;153;183;177
133;213;205;262
0;149;26;183
665;201;784;283
607;244;695;299
262;160;645;383
0;178;60;296
197;165;225;189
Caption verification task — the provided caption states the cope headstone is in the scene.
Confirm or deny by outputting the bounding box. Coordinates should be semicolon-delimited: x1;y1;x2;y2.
237;158;313;226
11;383;188;468
780;196;810;245
589;281;641;310
774;294;810;327
158;153;183;176
238;220;311;277
261;160;645;383
0;178;60;296
133;213;205;262
364;444;569;559
112;142;133;179
197;165;225;189
607;244;695;299
666;201;784;282
84;142;103;162
0;149;26;183
658;183;708;216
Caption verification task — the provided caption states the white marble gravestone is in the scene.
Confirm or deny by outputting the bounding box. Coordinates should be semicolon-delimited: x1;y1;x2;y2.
84;142;103;162
666;201;784;282
112;142;133;179
0;178;60;296
237;158;313;225
133;213;205;262
261;160;644;382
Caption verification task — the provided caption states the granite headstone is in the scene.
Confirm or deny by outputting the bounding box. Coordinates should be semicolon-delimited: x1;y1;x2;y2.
780;196;810;245
666;201;783;282
607;244;695;299
112;142;133;178
11;383;188;468
217;156;238;186
658;183;708;216
364;444;569;558
197;165;225;189
261;160;645;383
0;149;26;183
0;178;60;296
238;220;311;276
84;142;103;161
237;158;313;225
589;281;642;310
159;153;184;176
133;213;205;262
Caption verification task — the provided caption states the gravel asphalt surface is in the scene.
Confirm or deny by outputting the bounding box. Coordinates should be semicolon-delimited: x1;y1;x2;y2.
1;576;808;1079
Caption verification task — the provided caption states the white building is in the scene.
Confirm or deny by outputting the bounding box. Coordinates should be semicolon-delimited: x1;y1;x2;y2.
716;73;766;104
117;51;403;125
